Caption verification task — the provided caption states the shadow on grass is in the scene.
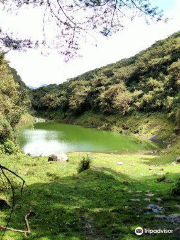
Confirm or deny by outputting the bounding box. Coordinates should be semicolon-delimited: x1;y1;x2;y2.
1;168;180;240
139;154;177;166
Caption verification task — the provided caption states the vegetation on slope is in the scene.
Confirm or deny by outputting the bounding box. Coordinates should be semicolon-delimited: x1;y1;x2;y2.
0;51;29;153
31;31;180;128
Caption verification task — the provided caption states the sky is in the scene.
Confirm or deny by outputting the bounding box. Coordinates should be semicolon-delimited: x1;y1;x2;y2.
0;0;180;88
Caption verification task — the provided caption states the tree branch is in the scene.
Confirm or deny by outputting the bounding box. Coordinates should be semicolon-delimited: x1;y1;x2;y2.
0;164;25;240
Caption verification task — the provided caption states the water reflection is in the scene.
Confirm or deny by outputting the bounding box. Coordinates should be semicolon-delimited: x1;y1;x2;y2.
18;122;146;156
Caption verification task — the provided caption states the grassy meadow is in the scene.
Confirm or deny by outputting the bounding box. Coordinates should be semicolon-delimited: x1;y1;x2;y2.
0;151;180;240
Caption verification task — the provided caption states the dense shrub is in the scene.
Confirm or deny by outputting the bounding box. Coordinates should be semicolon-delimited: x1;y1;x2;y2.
0;51;28;153
0;115;14;142
3;140;18;155
78;155;91;173
171;178;180;196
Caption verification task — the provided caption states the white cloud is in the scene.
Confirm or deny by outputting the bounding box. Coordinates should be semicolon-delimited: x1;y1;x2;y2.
1;1;180;87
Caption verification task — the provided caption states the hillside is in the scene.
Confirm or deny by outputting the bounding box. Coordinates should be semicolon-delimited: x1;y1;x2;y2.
0;52;29;152
32;31;180;127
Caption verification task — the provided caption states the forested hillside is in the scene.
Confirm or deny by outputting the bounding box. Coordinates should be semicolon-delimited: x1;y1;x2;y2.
0;52;29;152
32;31;180;125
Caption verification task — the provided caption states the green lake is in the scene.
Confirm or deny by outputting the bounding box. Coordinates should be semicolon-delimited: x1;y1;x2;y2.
18;122;148;156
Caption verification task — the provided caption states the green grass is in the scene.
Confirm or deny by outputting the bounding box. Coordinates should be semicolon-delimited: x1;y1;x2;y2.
0;152;180;240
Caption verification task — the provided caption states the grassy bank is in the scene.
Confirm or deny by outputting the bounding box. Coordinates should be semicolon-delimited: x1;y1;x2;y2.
0;152;180;240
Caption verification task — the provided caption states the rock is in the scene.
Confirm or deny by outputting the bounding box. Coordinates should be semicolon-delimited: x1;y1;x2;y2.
48;153;68;162
34;117;46;123
172;162;176;166
144;198;151;202
169;214;180;218
59;153;68;161
145;193;154;197
117;162;123;165
48;154;58;161
130;199;140;202
154;215;167;219
167;144;171;149
154;214;180;225
175;205;180;209
0;198;10;208
150;164;160;167
176;157;180;164
156;198;162;202
148;135;158;142
166;214;180;224
164;179;173;183
128;190;133;193
147;204;164;214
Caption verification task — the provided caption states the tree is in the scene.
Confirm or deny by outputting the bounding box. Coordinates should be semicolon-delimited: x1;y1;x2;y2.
0;52;28;129
99;82;132;114
69;85;90;113
0;0;165;59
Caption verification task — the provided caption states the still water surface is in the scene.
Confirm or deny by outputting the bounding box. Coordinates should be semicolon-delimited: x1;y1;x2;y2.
18;122;147;156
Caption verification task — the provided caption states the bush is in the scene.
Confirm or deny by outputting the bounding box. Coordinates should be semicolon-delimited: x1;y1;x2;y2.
3;140;18;155
171;178;180;196
0;115;14;142
156;175;166;182
0;144;4;154
78;155;91;173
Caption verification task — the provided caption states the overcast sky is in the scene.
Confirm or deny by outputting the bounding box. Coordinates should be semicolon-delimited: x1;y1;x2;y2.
1;0;180;88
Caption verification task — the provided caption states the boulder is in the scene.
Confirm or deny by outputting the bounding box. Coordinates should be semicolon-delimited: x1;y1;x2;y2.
58;153;68;162
130;199;140;202
48;154;58;161
145;193;154;197
175;205;180;209
48;153;68;162
154;214;180;225
147;204;164;214
176;157;180;164
117;162;123;165
144;198;151;202
166;214;180;224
